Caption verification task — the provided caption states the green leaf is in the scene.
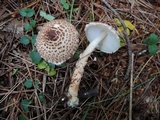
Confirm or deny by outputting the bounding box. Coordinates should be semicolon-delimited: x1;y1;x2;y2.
99;51;104;56
73;50;81;59
114;18;121;26
35;80;41;89
48;62;55;69
39;11;46;16
39;11;55;21
89;13;93;22
143;37;149;45
120;37;125;43
30;50;42;64
82;104;91;120
117;27;130;35
20;8;35;18
63;3;69;10
31;34;37;45
48;69;56;76
30;20;36;28
57;63;66;67
148;44;158;56
38;93;44;103
20;8;27;17
24;23;32;31
20;35;30;45
119;36;125;47
12;68;18;75
38;60;47;69
45;14;55;21
60;0;66;4
26;8;35;18
20;99;32;113
45;65;50;72
24;79;33;88
18;114;27;120
124;20;135;30
74;8;79;12
149;33;159;45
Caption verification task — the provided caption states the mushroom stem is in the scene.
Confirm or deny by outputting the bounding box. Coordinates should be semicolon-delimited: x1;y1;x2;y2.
67;31;107;107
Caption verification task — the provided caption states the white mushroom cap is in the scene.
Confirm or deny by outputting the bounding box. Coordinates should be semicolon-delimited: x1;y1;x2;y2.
36;19;79;65
85;22;120;53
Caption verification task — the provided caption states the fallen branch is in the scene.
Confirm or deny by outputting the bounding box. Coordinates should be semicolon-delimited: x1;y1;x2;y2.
101;0;132;79
129;53;134;120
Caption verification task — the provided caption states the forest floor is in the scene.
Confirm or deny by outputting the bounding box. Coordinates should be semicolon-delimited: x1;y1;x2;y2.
0;0;160;120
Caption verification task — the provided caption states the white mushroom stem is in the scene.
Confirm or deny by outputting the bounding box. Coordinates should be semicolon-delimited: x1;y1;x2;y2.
67;31;107;107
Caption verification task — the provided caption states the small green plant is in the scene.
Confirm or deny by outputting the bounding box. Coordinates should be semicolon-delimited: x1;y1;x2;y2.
19;8;57;77
20;35;30;45
35;80;41;89
18;79;44;119
24;20;36;31
24;79;33;88
20;8;35;18
20;99;32;113
23;79;41;89
40;11;55;21
19;8;36;46
38;92;44;102
18;114;27;120
19;8;56;119
20;8;36;33
38;59;56;76
143;33;159;56
20;34;37;46
30;50;42;64
60;0;69;10
19;8;37;45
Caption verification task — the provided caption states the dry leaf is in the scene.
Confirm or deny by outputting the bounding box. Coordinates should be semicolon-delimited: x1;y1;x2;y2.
114;18;121;26
118;26;130;35
124;20;135;30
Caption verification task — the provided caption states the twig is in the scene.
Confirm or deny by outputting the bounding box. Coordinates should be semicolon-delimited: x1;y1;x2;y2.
134;55;154;82
0;78;25;103
10;0;41;17
101;0;132;79
42;74;47;93
69;0;75;22
42;74;47;120
129;53;134;120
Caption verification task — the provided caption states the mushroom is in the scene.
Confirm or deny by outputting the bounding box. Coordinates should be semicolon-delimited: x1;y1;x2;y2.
67;22;120;107
36;19;79;65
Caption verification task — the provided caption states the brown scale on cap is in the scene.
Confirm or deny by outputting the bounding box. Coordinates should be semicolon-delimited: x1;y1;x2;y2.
36;19;79;65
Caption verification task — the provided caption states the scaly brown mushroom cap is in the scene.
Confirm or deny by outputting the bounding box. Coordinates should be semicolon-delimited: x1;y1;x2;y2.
36;19;79;65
